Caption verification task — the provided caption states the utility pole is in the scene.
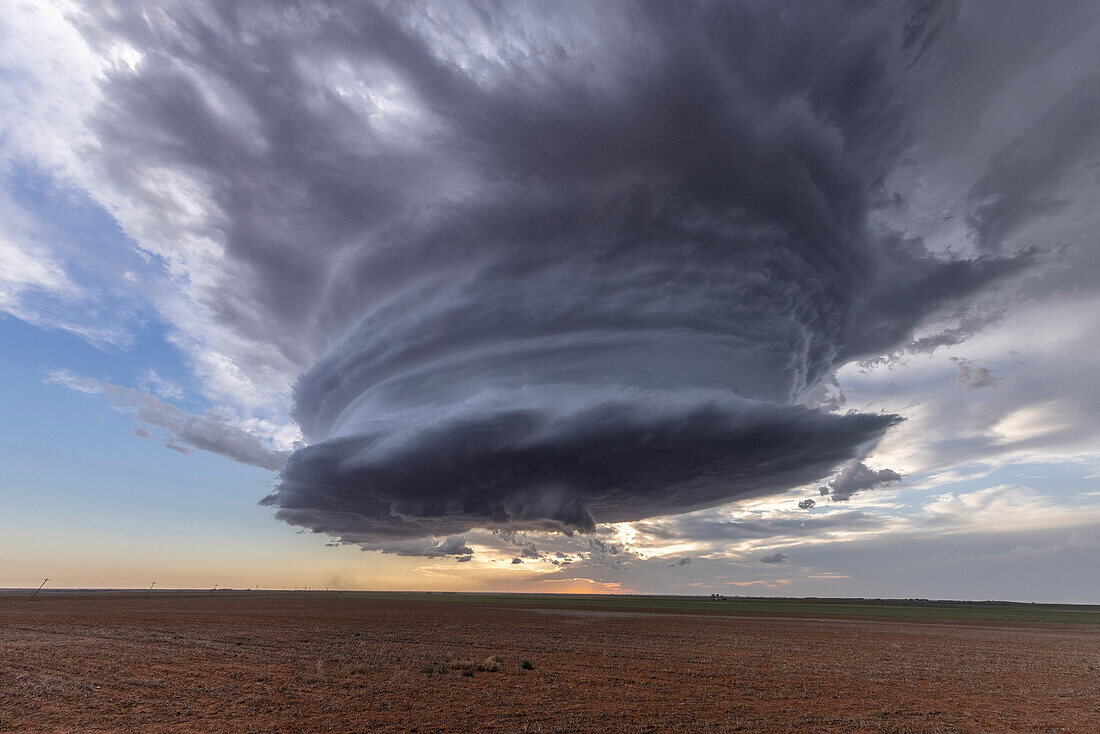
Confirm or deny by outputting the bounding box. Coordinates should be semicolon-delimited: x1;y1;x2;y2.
29;578;48;601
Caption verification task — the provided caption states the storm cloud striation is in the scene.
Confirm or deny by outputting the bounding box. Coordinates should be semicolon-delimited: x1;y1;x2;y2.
73;1;1028;546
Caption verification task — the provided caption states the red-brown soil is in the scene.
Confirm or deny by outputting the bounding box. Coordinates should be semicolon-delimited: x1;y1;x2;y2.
2;592;1098;733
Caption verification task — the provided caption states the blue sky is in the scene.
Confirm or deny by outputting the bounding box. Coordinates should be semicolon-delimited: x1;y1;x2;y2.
2;1;1099;600
0;308;446;591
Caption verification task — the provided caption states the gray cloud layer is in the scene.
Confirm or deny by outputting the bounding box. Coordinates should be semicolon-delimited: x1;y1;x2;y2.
269;403;901;540
637;509;886;543
72;1;1033;545
820;461;903;502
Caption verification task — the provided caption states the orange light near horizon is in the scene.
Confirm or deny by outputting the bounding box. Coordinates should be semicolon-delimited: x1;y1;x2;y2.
507;578;637;595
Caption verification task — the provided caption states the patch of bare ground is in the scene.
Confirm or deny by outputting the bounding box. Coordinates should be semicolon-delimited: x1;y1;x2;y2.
1;592;1097;732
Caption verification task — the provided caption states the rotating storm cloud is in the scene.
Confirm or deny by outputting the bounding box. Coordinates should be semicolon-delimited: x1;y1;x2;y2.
260;0;1018;542
8;0;1099;562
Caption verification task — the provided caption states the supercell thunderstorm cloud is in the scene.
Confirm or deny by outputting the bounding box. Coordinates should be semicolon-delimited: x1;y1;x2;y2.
258;0;1022;542
83;0;1021;544
25;0;1090;555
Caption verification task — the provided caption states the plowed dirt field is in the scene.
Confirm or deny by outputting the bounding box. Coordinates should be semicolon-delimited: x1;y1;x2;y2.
2;592;1097;732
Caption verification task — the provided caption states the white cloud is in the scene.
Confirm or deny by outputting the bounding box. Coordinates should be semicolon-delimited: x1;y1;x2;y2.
0;230;77;313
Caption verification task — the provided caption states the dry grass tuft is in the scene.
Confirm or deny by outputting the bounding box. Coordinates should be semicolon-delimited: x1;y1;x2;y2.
421;655;503;675
477;656;502;672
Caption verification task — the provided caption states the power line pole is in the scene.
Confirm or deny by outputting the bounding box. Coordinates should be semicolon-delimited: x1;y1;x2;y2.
29;578;48;601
